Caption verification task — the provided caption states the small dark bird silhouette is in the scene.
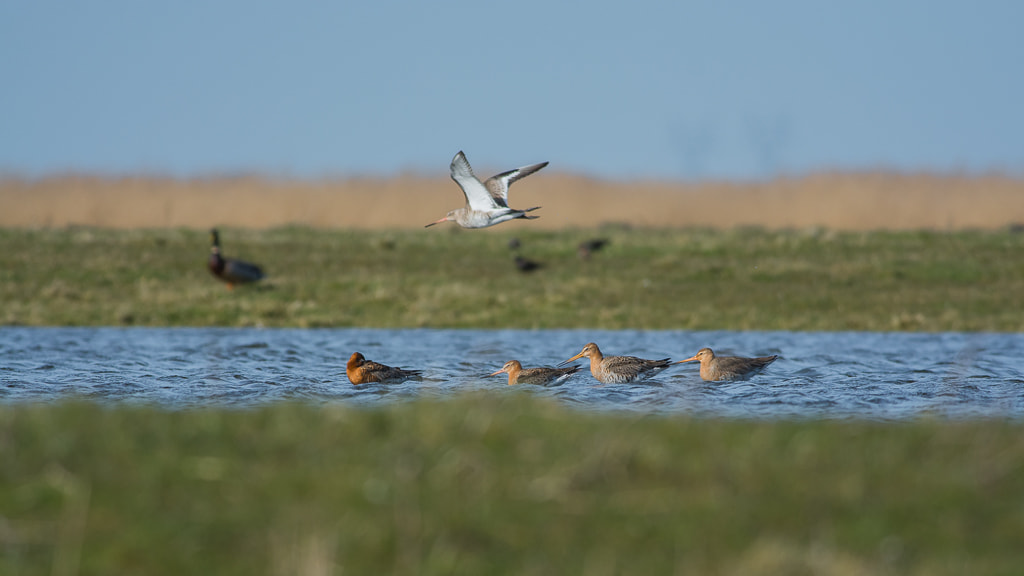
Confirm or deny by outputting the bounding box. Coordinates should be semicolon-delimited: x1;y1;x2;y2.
508;237;522;250
514;255;542;273
578;238;609;260
207;229;265;290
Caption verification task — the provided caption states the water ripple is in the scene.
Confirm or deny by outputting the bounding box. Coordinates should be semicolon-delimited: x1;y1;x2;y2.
0;327;1023;420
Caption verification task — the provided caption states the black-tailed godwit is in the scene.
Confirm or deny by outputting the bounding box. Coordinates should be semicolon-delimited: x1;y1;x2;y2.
559;342;671;384
489;360;580;386
425;151;547;229
346;352;423;385
676;348;777;381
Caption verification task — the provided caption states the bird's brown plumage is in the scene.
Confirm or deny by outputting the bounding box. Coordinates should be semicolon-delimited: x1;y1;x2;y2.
489;360;580;386
559;342;671;384
676;347;777;381
346;352;422;385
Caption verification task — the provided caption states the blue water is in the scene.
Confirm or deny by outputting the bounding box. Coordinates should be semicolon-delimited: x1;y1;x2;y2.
1;327;1023;420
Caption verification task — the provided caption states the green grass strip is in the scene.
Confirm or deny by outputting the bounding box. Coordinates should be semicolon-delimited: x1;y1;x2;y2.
2;226;1023;330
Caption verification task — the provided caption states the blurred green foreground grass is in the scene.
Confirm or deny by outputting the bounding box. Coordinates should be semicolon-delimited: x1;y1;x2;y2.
1;226;1023;330
2;397;1023;575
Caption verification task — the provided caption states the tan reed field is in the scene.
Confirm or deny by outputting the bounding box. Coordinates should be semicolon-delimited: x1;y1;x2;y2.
2;172;1023;230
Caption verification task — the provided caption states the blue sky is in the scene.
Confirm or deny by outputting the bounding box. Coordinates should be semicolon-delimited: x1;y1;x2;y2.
1;1;1021;181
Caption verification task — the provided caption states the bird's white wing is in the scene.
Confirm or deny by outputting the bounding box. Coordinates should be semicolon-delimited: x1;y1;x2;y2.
483;161;548;202
450;151;500;210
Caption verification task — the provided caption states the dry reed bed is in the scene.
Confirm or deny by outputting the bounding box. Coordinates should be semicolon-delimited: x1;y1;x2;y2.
2;173;1023;230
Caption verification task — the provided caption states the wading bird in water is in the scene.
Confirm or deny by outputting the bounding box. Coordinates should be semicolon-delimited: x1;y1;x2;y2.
489;360;580;386
676;347;777;381
346;352;423;385
425;151;547;229
207;229;265;290
559;342;671;384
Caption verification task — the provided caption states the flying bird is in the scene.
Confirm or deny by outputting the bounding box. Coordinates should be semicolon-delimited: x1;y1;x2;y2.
425;151;547;229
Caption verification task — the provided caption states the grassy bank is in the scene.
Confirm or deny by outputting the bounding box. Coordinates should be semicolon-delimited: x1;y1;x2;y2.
2;398;1022;575
1;226;1023;330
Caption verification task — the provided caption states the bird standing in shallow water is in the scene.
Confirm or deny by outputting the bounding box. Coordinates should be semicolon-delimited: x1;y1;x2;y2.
489;360;580;386
559;342;671;384
425;151;547;229
207;229;264;290
676;348;777;381
346;352;422;385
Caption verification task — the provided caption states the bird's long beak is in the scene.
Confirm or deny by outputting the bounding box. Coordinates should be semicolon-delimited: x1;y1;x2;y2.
488;368;505;377
424;216;447;228
675;354;700;364
558;351;586;367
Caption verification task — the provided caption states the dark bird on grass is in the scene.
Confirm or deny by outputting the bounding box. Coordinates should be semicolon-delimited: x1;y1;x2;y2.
514;255;542;273
489;360;580;386
346;352;423;385
578;238;609;260
425;151;547;229
207;229;265;290
675;347;778;381
508;237;522;250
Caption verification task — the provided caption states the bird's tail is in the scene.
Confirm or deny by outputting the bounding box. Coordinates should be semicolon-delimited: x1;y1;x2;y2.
520;206;541;219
